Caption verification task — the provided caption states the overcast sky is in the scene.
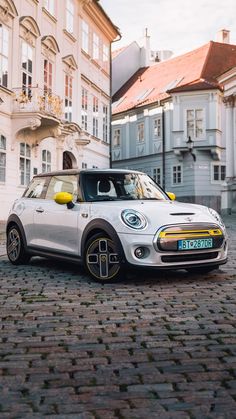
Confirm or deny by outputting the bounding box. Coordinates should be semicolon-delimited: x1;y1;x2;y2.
100;0;236;56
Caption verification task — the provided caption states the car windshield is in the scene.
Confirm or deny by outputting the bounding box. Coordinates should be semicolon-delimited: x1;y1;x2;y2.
82;172;168;202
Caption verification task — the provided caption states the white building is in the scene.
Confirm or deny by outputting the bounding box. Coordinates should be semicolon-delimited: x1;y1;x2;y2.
0;0;119;220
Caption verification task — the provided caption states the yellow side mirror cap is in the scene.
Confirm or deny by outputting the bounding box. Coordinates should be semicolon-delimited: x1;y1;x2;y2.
167;192;176;201
54;192;73;205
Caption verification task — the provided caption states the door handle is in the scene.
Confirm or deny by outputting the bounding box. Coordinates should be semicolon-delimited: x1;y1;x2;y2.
36;207;44;213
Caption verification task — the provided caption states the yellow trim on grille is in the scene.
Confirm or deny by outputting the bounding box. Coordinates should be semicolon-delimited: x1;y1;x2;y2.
159;229;222;239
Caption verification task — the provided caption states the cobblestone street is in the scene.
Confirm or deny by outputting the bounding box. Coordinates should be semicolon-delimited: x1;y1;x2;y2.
0;217;236;418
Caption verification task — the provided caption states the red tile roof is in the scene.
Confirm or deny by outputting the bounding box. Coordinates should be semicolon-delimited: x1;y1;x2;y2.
112;41;236;115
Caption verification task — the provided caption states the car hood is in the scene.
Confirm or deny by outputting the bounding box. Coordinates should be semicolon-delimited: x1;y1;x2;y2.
90;200;222;235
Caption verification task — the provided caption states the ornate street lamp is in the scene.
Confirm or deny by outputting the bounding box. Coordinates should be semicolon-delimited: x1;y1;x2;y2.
186;136;196;161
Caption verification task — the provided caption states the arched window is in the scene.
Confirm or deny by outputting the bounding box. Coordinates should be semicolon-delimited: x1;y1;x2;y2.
20;143;31;185
0;134;6;182
42;149;51;173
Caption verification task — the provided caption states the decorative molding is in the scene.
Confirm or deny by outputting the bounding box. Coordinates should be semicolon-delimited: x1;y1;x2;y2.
19;16;41;38
41;35;60;54
0;0;18;20
63;29;76;43
62;54;78;70
42;7;57;24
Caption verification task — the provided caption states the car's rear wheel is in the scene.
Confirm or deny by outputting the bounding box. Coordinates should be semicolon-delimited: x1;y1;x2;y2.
186;265;219;275
7;225;30;265
84;233;123;282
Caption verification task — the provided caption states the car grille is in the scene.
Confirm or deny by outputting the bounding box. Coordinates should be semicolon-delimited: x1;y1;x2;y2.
156;223;224;252
161;252;219;263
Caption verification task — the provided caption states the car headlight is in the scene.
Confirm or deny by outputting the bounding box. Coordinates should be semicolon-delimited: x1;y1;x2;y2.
121;209;147;230
208;208;225;228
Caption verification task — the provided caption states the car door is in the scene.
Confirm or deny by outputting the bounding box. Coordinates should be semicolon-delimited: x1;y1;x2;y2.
31;174;80;255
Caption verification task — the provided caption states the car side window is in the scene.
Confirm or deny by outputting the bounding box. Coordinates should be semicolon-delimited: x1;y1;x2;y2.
45;175;78;201
23;177;48;199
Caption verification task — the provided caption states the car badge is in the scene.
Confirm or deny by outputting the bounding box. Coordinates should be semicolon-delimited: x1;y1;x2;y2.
185;216;193;222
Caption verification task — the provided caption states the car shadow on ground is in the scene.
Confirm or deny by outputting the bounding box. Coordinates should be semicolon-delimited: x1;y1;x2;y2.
3;255;225;288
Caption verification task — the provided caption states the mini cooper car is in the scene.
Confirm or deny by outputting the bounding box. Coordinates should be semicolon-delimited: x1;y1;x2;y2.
6;169;228;282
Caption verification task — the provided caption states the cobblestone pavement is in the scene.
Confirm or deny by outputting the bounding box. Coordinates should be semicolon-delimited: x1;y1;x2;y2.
0;217;236;418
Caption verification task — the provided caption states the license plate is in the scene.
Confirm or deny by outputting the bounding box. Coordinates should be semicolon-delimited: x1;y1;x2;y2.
178;238;213;250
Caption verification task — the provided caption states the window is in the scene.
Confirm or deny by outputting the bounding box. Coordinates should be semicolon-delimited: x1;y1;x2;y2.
81;87;88;130
44;59;53;93
137;122;145;142
45;175;78;200
93;96;98;137
113;129;121;147
0;24;9;88
154;117;161;138
186;109;204;139
172;165;182;185
42;150;51;173
44;0;54;15
20;143;31;186
103;104;108;142
212;164;226;182
82;162;87;169
66;0;74;33
65;74;72;121
0;134;6;182
153;167;162;185
82;20;89;54
24;176;47;199
102;43;109;72
93;33;99;60
22;41;33;97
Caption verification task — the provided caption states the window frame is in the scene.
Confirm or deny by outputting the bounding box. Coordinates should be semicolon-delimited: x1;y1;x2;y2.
92;32;99;61
42;150;51;173
64;73;73;122
185;108;205;140
81;86;88;131
102;104;108;142
82;20;89;54
153;117;162;139
113;128;121;148
211;163;226;183
21;41;33;97
66;0;74;34
137;122;145;143
171;164;183;186
19;142;31;186
0;23;9;88
0;134;6;183
152;167;162;186
92;95;99;137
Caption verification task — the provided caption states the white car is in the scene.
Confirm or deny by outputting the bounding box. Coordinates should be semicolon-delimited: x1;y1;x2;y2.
6;169;228;282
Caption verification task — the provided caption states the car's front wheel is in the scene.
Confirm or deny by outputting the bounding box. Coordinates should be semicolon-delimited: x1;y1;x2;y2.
84;233;124;282
7;225;30;265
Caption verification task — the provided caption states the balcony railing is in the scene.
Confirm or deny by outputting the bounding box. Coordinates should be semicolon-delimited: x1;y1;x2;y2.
12;87;63;119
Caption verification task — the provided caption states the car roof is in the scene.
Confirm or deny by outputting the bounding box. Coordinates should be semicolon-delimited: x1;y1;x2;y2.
35;168;144;178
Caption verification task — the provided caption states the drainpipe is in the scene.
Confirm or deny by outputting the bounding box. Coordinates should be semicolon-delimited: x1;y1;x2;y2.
109;33;121;168
161;102;166;190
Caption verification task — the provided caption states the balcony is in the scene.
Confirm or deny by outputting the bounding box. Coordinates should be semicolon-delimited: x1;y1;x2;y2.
12;87;63;119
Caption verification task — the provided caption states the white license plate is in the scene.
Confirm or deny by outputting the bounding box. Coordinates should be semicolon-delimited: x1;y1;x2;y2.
178;238;213;250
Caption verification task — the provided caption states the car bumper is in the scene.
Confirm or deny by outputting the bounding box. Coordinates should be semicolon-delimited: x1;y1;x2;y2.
118;232;228;269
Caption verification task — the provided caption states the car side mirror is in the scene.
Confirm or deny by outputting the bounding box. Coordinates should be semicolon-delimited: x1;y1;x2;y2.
167;192;176;201
54;192;74;209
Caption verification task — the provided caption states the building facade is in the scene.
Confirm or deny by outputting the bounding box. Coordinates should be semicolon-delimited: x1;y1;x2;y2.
218;67;236;213
111;36;236;213
0;0;119;219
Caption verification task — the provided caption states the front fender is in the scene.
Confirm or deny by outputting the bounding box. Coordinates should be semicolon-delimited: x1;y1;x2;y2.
6;214;28;249
80;218;125;262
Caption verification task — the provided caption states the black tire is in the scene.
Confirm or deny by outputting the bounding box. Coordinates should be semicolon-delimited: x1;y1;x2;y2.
186;265;219;275
7;225;30;265
84;232;124;283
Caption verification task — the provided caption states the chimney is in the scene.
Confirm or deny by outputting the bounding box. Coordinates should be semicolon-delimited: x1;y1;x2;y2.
216;29;230;44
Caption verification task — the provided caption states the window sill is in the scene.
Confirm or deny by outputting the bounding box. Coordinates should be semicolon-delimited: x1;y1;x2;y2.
42;7;57;23
82;49;91;59
0;85;13;96
63;29;76;43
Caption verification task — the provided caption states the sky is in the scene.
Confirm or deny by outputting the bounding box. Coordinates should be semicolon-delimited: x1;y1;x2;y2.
99;0;236;57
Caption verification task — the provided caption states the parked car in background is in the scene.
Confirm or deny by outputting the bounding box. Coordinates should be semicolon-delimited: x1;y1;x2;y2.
6;169;228;282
